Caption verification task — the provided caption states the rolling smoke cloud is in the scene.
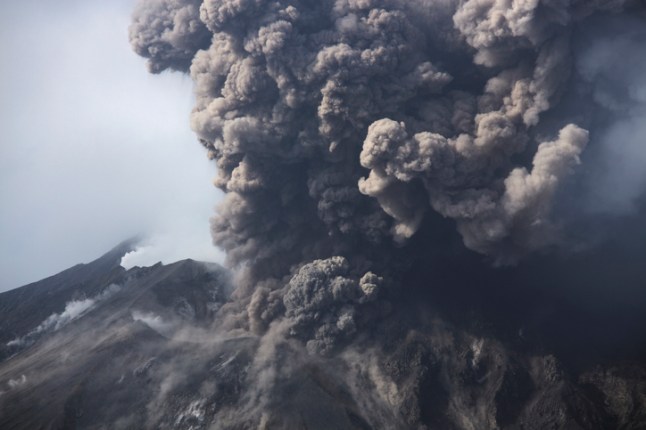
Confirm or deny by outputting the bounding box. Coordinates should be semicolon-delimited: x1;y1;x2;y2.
130;0;645;274
129;0;646;427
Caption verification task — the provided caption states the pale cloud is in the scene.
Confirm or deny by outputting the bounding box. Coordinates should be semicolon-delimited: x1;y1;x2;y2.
0;0;223;291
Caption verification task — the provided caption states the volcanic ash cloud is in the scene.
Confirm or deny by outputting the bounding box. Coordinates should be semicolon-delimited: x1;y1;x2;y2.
129;0;646;427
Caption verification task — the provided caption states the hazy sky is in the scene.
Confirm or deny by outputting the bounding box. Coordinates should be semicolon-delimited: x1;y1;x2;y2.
0;0;224;291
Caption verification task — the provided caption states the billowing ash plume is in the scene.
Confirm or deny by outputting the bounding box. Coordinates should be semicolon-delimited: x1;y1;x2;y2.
130;0;646;427
131;0;644;271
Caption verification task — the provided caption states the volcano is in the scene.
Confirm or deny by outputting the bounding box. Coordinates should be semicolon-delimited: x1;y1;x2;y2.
1;240;645;429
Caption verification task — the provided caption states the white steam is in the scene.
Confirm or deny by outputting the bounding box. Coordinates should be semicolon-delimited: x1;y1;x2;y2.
6;284;121;348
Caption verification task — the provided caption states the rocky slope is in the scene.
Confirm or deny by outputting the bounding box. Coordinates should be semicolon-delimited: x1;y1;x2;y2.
0;241;645;429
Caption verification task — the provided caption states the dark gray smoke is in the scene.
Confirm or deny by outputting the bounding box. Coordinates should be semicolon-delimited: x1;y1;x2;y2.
131;0;645;270
130;0;646;427
130;0;211;73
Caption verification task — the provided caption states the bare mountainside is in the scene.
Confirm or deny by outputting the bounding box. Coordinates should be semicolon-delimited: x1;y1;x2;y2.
0;241;234;429
1;240;645;429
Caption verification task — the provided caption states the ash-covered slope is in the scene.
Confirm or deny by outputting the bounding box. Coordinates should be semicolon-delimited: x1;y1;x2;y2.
0;238;134;356
0;242;234;429
1;241;645;429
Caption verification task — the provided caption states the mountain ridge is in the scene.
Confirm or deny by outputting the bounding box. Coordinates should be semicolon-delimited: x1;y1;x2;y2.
1;241;645;429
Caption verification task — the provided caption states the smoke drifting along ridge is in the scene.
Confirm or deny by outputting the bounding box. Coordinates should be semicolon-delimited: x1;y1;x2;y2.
6;284;121;349
130;0;646;427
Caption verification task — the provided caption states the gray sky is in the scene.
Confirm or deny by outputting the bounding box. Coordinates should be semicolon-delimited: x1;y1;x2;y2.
0;0;224;292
